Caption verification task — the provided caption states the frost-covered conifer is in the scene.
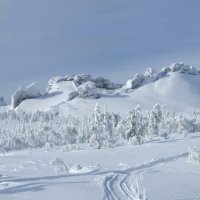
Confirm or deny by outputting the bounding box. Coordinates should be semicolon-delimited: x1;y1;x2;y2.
89;103;104;148
123;105;144;144
148;104;162;136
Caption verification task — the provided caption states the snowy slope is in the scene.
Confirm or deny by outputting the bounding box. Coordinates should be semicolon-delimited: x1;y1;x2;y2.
0;133;200;200
16;65;200;116
1;64;200;200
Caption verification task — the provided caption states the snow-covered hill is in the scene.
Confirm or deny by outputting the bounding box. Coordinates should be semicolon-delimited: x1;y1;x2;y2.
10;63;200;115
1;63;200;200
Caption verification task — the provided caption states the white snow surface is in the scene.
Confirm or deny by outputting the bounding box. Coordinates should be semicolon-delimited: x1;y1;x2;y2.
11;83;41;109
0;133;200;200
17;71;200;115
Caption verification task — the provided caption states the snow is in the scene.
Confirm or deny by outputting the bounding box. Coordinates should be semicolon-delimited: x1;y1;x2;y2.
77;81;100;99
0;133;200;200
16;67;200;115
11;83;41;108
188;146;200;164
15;81;78;112
1;63;200;199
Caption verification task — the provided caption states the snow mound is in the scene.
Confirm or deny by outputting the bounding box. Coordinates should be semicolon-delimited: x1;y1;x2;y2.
11;83;41;108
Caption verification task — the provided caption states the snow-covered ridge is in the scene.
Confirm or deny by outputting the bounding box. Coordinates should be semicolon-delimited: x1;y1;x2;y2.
125;62;200;89
7;62;200;113
47;63;200;94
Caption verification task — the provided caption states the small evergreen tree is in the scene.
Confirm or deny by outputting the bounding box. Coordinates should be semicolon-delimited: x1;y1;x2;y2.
148;103;162;136
124;105;144;145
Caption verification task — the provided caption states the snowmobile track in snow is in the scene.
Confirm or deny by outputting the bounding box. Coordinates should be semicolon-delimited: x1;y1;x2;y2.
103;152;188;200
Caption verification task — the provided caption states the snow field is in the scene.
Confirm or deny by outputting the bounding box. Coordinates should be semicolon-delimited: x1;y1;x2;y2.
0;133;200;200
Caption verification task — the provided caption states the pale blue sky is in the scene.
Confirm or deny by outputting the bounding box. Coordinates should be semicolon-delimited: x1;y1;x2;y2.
1;0;200;101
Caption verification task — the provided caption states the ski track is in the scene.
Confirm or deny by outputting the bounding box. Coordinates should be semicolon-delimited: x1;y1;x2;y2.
103;152;188;200
0;152;188;200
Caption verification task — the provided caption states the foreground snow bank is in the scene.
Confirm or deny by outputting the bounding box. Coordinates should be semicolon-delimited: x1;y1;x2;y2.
0;133;200;200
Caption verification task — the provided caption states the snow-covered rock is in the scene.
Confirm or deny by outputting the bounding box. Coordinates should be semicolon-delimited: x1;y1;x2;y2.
144;68;157;80
125;62;200;91
47;78;99;101
46;74;121;101
47;74;92;92
158;66;171;78
74;74;91;84
125;68;157;90
67;91;79;101
12;62;200;115
77;81;100;99
93;77;121;90
47;75;76;92
11;83;41;108
47;74;121;98
125;73;145;89
169;63;198;75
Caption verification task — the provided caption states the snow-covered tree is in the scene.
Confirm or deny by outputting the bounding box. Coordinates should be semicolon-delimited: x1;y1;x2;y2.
111;113;121;128
93;77;110;89
1;102;200;152
64;127;78;144
188;146;200;164
126;74;145;89
147;104;162;136
102;112;113;147
77;81;100;99
123;105;144;145
50;158;69;174
89;103;104;148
